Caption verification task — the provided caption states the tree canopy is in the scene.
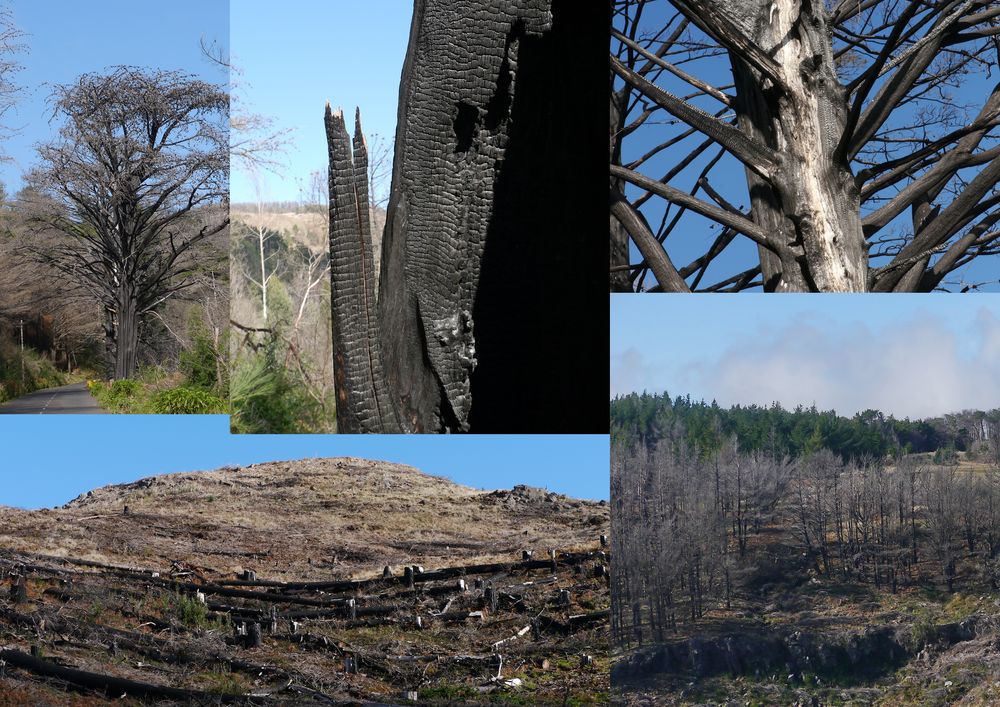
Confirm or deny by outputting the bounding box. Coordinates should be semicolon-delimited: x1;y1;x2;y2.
611;391;1000;460
612;0;1000;291
26;67;228;378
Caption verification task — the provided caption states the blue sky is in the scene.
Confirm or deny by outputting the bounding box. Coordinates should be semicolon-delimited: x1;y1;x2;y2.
0;0;227;196
0;416;608;509
615;1;999;291
612;294;1000;418
230;0;411;203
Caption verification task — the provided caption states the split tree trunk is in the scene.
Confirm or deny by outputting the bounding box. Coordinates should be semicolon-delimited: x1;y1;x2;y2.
325;106;401;434
728;0;867;291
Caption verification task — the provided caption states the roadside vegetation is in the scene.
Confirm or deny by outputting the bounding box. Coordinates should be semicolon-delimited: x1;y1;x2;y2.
0;339;89;403
86;316;228;414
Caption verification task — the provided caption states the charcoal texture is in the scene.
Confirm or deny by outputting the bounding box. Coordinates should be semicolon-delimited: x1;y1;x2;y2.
329;0;607;432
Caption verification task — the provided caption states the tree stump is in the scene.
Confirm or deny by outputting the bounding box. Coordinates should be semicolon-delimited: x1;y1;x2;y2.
522;550;533;561
245;622;262;649
558;589;571;607
346;598;357;620
600;534;608;547
10;576;27;603
404;566;415;589
383;565;393;578
484;586;498;614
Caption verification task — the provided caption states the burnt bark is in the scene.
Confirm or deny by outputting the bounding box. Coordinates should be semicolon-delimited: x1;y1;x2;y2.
328;0;606;432
325;107;400;433
111;284;139;381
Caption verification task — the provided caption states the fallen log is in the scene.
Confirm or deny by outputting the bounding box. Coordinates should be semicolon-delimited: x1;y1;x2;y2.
536;609;611;634
491;624;532;652
0;649;259;703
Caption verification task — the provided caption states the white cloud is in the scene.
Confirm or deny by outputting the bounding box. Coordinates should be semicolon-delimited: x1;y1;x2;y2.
673;307;1000;418
611;347;659;398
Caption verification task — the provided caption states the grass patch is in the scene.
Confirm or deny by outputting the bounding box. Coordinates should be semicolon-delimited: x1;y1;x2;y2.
197;666;251;695
150;386;227;414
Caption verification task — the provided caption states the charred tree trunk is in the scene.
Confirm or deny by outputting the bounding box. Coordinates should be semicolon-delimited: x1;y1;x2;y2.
729;0;867;291
325;106;401;433
111;284;139;380
327;0;606;432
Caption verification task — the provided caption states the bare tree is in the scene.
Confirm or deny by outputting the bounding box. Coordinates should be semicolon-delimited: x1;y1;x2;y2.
239;183;279;324
612;0;1000;292
0;4;24;160
988;415;1000;468
27;67;228;379
200;38;290;178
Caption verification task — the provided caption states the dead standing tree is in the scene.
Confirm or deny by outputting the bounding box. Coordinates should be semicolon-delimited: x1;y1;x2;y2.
326;0;607;433
612;0;1000;292
28;67;229;379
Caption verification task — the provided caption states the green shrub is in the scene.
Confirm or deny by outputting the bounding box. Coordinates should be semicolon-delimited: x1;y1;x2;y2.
161;592;227;630
933;445;958;465
230;348;330;433
180;311;226;393
110;379;141;396
151;386;228;414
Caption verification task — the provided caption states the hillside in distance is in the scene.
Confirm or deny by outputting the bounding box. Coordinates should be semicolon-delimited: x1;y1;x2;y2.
228;204;386;433
1;457;606;578
0;458;610;704
612;391;999;464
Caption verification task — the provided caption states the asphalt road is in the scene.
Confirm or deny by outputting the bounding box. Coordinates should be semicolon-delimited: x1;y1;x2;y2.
0;382;103;414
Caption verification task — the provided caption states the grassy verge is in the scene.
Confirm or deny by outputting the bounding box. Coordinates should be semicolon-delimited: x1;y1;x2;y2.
88;367;228;414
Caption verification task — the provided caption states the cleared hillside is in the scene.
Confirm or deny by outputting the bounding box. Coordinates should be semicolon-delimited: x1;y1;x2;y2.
0;458;610;704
